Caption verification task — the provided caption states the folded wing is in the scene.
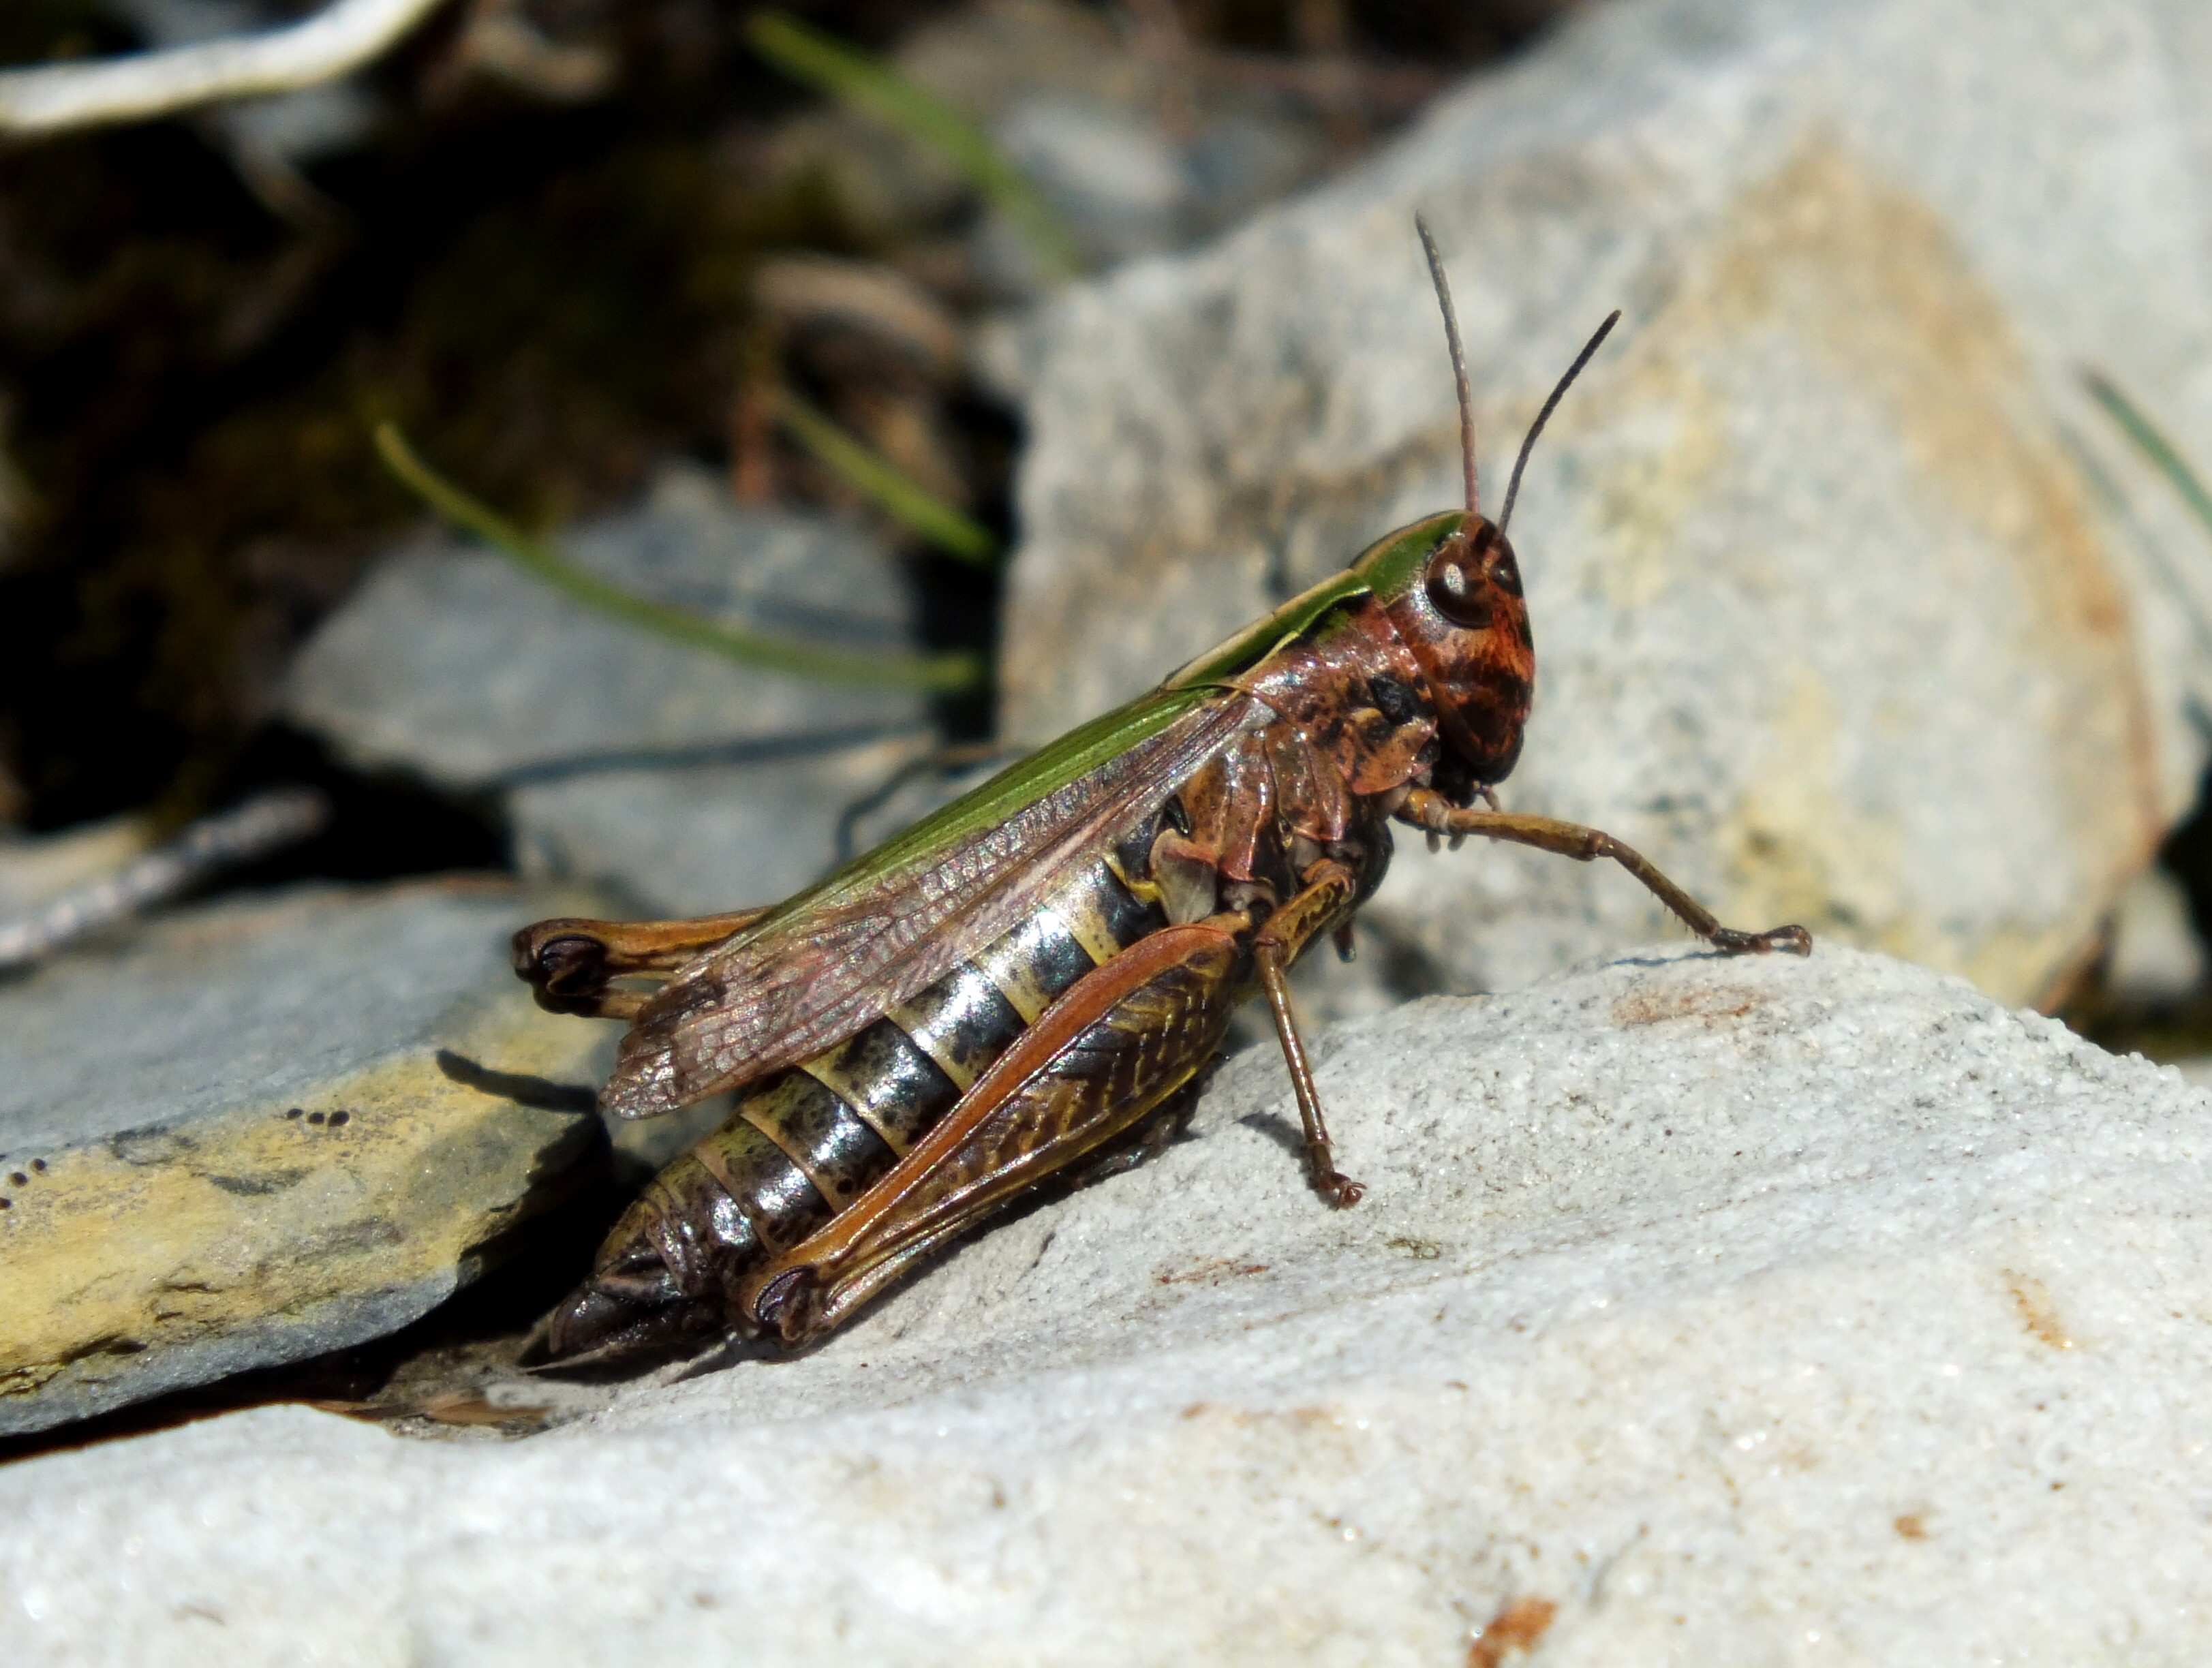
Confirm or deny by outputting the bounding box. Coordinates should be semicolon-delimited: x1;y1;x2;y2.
602;687;1257;1117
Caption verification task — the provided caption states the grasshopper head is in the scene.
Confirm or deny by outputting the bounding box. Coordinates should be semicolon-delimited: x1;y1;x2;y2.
1378;216;1619;802
1356;510;1535;795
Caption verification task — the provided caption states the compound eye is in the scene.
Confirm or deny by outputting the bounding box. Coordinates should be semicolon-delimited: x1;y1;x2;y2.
1486;542;1522;598
1425;544;1492;628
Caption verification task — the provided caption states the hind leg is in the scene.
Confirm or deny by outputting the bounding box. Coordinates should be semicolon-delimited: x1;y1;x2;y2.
512;908;774;1018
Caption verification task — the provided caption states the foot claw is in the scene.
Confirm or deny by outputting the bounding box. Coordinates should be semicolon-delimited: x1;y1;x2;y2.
1316;1171;1365;1209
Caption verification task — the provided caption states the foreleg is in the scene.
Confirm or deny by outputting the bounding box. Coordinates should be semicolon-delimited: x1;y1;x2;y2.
1393;790;1811;955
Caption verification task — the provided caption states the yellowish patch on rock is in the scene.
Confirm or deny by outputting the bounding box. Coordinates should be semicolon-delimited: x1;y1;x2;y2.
1573;142;2156;1004
0;987;602;1409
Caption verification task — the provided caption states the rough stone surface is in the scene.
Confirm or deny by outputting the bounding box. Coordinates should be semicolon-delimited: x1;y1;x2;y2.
769;0;1338;288
508;734;935;918
988;0;2212;1011
6;945;2211;1662
281;463;923;790
0;880;610;1436
280;461;930;912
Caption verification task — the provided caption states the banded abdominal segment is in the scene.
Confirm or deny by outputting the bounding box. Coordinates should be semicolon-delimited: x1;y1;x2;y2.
541;856;1169;1361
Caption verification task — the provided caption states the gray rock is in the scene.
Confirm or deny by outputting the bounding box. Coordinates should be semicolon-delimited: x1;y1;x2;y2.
0;880;612;1436
2102;865;2206;1005
281;461;933;913
507;734;937;918
995;95;1196;264
989;0;2212;1013
5;945;2210;1662
281;462;923;791
769;0;1338;292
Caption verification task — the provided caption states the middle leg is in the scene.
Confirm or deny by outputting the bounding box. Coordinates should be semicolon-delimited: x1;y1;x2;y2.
1248;859;1366;1208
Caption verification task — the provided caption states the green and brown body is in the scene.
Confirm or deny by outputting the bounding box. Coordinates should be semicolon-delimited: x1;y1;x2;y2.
512;234;1809;1365
516;508;1805;1363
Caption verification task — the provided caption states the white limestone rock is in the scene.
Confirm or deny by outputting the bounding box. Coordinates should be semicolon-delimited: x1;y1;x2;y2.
988;0;2212;1012
6;945;2210;1663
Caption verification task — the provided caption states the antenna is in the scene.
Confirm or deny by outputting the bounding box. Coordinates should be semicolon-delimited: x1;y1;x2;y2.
1498;309;1620;537
1415;214;1479;518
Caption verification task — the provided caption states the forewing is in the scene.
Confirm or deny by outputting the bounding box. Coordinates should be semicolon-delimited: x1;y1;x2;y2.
601;687;1256;1115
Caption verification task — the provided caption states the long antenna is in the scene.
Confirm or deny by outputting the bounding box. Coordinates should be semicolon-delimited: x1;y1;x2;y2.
1498;309;1620;536
1415;213;1479;518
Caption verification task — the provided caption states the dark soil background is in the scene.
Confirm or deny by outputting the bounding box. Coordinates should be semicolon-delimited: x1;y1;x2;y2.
0;0;1564;875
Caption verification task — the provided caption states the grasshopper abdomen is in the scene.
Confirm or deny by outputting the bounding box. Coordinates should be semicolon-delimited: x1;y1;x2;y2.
542;856;1171;1361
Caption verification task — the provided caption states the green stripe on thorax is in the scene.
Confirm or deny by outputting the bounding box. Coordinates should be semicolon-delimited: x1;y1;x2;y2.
1165;510;1464;690
748;511;1464;925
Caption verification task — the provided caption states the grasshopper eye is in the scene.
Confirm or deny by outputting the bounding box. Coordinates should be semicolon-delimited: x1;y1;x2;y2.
1425;547;1492;628
1486;544;1522;598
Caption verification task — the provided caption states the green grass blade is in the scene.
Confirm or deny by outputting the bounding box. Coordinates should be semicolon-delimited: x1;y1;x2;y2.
775;390;998;567
2083;369;2212;537
373;424;983;694
746;9;1081;283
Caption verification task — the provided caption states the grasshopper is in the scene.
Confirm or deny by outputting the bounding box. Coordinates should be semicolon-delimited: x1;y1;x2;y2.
512;219;1811;1365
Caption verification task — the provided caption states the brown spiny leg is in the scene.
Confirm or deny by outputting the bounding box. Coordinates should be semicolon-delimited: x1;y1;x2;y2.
1250;859;1366;1209
512;908;774;1019
737;917;1248;1345
1394;790;1812;955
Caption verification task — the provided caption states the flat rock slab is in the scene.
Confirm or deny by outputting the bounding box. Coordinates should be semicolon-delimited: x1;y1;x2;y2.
0;881;609;1437
281;462;932;919
990;0;2212;1010
508;734;935;918
281;463;924;791
6;945;2209;1662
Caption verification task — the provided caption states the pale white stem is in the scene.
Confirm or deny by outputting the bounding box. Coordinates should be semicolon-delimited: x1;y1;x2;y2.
0;788;328;970
0;0;449;136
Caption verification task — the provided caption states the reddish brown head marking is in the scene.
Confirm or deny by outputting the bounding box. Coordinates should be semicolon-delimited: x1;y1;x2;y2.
1396;218;1622;798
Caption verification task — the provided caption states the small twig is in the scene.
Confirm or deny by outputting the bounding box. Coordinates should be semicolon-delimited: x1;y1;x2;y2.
746;10;1081;283
752;256;964;381
0;788;328;972
0;0;450;137
775;390;998;568
374;423;985;694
